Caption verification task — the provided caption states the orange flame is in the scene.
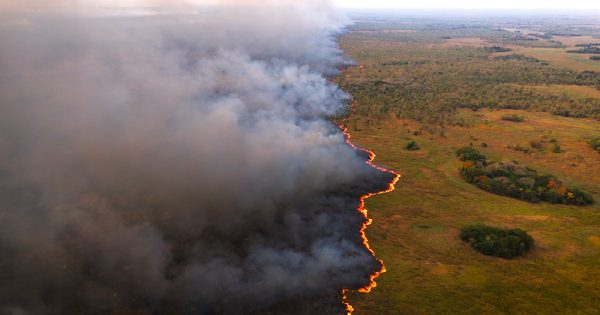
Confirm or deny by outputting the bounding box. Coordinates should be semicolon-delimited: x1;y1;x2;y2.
339;103;401;314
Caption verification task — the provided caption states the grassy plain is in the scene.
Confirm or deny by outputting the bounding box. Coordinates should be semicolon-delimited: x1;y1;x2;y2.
340;16;600;315
345;110;600;314
503;47;600;72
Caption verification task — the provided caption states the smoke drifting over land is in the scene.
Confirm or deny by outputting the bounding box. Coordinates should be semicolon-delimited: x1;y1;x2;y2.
0;1;390;314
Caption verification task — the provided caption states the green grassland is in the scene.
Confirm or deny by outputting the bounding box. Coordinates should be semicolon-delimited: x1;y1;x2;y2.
345;111;600;315
340;17;600;315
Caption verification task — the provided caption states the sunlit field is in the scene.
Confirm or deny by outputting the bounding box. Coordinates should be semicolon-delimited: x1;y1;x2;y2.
339;14;600;314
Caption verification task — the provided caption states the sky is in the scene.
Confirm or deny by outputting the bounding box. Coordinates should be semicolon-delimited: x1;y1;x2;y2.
334;0;600;10
2;0;600;12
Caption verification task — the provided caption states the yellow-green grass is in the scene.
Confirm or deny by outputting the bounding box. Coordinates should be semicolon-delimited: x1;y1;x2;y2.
345;109;600;314
523;84;600;100
552;36;600;48
500;47;600;72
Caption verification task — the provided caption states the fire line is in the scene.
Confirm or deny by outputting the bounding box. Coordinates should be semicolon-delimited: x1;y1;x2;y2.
338;102;401;314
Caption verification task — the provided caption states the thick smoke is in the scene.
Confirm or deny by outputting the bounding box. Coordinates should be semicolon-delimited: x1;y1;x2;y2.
0;1;390;314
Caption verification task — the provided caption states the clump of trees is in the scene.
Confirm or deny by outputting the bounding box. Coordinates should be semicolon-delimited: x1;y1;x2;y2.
456;146;487;162
501;114;525;122
457;147;594;205
568;45;600;54
485;46;512;53
494;54;540;62
460;224;534;259
590;137;600;153
405;141;420;151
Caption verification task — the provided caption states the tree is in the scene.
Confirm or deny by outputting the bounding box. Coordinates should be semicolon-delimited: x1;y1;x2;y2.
460;225;534;259
405;141;420;151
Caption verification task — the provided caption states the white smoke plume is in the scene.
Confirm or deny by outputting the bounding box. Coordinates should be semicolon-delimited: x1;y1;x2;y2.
0;1;390;314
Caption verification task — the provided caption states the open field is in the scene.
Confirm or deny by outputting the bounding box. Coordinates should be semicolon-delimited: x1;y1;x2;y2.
344;110;600;314
340;15;600;314
504;47;600;72
526;84;600;100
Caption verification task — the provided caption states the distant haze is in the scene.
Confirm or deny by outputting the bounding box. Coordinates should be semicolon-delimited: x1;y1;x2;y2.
335;0;600;10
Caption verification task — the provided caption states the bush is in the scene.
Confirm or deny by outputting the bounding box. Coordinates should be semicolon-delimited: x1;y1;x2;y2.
567;46;600;54
529;140;543;150
405;141;420;151
590;137;600;153
569;188;595;206
501;114;525;122
456;146;487;163
552;143;562;153
460;225;534;259
484;46;512;53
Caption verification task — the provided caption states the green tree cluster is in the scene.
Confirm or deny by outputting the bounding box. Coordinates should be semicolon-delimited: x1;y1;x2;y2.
460;224;534;259
457;147;594;205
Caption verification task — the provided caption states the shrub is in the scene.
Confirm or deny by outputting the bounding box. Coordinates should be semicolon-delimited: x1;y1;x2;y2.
568;188;595;206
552;143;562;153
529;140;543;150
484;46;512;53
590;137;600;153
460;225;534;259
513;144;531;153
405;141;420;151
501;114;525;122
456;146;487;163
567;46;600;54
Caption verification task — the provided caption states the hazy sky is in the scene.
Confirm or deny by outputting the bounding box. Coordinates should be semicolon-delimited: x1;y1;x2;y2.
334;0;600;10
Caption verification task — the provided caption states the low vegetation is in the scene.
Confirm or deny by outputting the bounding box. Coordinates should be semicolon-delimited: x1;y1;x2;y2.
458;147;594;205
494;53;540;62
591;137;600;153
340;34;600;123
404;141;420;151
460;224;534;259
501;114;525;122
484;46;512;53
567;45;600;54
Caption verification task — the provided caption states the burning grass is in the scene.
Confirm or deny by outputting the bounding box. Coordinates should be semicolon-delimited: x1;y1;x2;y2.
338;105;401;314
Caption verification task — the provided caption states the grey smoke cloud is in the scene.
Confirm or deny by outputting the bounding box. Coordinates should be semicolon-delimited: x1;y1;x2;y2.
0;2;388;314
